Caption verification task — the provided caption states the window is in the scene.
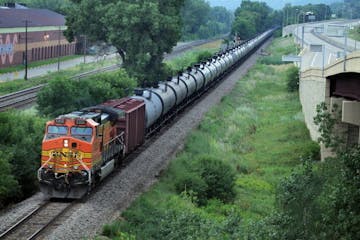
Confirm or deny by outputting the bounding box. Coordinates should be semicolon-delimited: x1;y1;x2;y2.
46;125;68;139
71;127;93;142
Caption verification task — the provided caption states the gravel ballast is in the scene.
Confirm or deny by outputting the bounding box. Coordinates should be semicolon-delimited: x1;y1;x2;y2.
0;38;272;240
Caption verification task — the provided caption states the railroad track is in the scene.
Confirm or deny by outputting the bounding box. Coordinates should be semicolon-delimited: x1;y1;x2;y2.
0;64;121;112
0;201;74;240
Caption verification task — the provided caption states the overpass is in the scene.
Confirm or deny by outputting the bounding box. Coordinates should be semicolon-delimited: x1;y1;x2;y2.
284;20;360;160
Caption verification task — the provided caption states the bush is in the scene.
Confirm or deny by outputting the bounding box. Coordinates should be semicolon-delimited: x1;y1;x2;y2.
0;111;45;206
175;155;236;205
286;65;299;92
175;172;208;205
37;69;136;117
196;51;213;63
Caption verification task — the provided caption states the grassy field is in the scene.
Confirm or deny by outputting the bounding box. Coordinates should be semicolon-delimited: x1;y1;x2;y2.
99;37;319;239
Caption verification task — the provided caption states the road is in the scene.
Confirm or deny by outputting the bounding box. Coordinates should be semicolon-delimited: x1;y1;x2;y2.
289;19;360;71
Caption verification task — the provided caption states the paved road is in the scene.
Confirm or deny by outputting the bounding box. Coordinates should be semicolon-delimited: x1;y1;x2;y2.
290;19;360;71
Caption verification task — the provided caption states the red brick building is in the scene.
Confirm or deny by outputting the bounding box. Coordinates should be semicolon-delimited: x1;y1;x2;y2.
0;6;76;68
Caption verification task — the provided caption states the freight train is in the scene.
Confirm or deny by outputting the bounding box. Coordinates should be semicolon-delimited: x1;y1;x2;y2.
38;29;274;198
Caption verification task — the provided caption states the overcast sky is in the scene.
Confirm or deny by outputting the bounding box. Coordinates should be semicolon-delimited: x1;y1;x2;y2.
207;0;340;10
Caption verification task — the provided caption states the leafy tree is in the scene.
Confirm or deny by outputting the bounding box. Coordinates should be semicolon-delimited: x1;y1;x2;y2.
0;111;45;201
181;0;211;39
65;0;184;85
231;0;274;40
181;0;233;40
320;147;360;239
275;159;323;239
0;151;20;207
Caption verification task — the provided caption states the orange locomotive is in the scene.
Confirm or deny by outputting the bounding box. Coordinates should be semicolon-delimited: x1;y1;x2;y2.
38;98;145;198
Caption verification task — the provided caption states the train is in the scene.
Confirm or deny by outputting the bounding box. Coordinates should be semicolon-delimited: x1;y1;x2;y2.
38;29;274;199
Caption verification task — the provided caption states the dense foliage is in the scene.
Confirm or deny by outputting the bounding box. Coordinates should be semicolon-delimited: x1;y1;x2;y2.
283;3;332;26
174;156;236;206
0;111;45;207
64;0;184;85
181;0;233;40
231;0;281;40
37;69;136;117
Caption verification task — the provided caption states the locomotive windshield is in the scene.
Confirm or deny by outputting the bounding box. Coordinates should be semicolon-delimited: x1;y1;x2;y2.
46;126;68;139
71;127;93;142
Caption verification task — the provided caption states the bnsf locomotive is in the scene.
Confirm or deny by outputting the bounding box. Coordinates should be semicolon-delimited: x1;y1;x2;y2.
38;30;273;198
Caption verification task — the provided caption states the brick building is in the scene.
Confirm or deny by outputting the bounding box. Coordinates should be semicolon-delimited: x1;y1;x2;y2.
0;4;76;68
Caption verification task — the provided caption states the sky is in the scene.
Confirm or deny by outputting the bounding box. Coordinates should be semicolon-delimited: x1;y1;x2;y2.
207;0;340;10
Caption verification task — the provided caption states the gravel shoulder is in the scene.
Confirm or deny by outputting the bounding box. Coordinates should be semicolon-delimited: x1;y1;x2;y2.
0;38;272;240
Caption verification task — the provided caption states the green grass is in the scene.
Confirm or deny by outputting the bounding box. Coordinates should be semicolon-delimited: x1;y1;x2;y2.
258;37;297;65
349;26;360;41
0;56;119;96
0;55;81;74
100;37;318;239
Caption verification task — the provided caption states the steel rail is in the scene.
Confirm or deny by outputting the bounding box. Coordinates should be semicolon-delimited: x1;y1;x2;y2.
0;201;74;240
0;202;48;239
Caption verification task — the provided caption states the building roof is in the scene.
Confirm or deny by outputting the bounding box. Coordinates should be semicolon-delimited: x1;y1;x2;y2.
0;9;65;28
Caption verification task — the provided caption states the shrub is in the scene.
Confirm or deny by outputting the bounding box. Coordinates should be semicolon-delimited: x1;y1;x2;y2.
0;111;45;205
286;65;299;92
175;155;236;205
37;69;136;117
197;156;236;203
175;172;208;205
196;51;213;63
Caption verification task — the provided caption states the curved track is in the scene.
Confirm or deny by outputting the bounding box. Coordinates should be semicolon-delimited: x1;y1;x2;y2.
0;201;74;240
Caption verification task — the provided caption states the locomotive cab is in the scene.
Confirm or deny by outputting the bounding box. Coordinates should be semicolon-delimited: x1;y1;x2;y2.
38;109;125;199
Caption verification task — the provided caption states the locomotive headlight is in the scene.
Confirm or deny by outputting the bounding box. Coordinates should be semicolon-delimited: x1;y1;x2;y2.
64;139;69;147
73;165;79;170
48;164;53;169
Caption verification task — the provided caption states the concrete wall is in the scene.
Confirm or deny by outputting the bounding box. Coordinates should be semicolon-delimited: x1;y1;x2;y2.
299;68;327;141
299;51;360;159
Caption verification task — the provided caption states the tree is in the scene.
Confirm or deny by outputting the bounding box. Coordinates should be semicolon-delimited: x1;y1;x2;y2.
181;0;233;40
65;0;184;85
231;0;274;40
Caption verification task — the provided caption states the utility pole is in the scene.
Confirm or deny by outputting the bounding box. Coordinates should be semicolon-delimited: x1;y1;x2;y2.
57;26;61;71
